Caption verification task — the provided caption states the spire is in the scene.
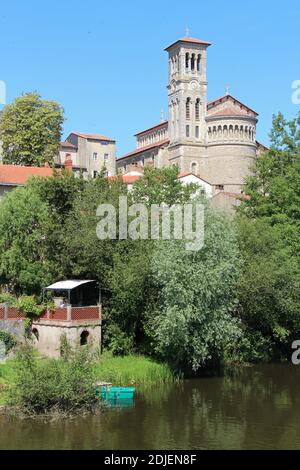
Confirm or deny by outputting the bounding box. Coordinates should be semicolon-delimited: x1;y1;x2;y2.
225;84;230;96
160;109;165;122
185;26;190;37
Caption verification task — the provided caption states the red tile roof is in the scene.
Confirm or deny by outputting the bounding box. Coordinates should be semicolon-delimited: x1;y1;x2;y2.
118;139;170;162
135;120;168;137
70;131;115;142
0;164;54;186
178;172;212;185
165;37;212;51
108;175;142;185
207;94;258;117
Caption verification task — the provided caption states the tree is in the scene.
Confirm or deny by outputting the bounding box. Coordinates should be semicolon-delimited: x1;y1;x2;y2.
236;111;300;359
145;205;242;372
0;172;82;296
131;165;198;206
0;92;64;166
0;183;58;295
236;218;300;359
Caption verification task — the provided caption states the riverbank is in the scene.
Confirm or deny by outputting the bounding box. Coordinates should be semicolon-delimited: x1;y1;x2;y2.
0;352;176;408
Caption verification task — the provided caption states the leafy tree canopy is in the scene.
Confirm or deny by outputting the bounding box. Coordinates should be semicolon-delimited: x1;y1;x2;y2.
0;92;64;166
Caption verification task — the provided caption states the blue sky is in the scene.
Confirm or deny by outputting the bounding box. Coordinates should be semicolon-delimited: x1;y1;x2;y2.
0;0;299;156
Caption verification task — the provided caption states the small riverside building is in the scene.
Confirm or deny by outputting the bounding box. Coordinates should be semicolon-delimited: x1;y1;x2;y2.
32;280;102;358
0;280;102;358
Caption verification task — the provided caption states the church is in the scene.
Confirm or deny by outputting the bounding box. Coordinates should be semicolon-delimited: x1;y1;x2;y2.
117;35;266;196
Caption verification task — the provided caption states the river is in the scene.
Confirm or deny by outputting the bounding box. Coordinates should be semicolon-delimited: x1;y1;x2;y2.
0;364;300;450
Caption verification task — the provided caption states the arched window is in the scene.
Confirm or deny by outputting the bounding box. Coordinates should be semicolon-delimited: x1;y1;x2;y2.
32;328;39;341
195;99;200;121
191;162;197;174
191;54;195;71
185;53;189;70
197;54;201;72
80;330;89;346
186;98;191;119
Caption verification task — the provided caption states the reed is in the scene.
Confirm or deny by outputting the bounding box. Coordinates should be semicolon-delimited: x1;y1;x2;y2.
93;353;177;386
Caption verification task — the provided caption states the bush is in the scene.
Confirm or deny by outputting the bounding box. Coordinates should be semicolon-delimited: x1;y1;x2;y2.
0;330;17;353
17;296;45;318
104;323;134;356
10;345;98;414
0;293;17;305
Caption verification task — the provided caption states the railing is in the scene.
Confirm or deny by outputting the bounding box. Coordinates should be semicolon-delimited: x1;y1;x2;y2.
40;306;101;321
0;305;101;322
0;305;25;320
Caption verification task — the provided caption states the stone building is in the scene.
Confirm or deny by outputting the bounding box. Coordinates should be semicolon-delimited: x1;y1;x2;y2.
55;131;117;178
117;36;263;197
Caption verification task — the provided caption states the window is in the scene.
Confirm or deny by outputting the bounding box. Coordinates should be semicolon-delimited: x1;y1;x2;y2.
104;170;109;177
195;99;200;121
80;331;89;346
32;328;39;341
186;125;190;137
93;171;98;178
215;184;224;191
195;126;199;138
185;52;189;69
93;152;98;161
191;162;197;174
104;153;109;160
186;98;191;119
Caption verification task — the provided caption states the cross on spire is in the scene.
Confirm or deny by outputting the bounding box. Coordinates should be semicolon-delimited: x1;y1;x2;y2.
225;84;230;96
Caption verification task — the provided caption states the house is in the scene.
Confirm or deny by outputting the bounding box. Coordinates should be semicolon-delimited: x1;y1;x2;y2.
56;131;117;178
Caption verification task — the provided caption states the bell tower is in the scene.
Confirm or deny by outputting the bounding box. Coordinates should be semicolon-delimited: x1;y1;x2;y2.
165;36;211;147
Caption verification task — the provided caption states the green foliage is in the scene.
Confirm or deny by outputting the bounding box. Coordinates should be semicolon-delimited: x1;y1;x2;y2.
0;92;64;166
145;206;242;372
104;324;134;356
236;111;300;360
0;293;16;305
10;345;97;414
0;331;17;353
59;332;73;360
93;352;176;385
0;173;84;296
17;295;44;318
131;165;198;206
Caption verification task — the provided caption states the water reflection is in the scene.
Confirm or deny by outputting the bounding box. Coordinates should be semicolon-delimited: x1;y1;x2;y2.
1;364;300;449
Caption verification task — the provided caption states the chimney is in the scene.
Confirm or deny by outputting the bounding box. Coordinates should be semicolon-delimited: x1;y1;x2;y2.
64;153;73;172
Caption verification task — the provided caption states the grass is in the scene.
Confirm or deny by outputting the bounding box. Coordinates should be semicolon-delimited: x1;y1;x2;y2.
0;352;177;406
93;352;176;386
0;359;18;405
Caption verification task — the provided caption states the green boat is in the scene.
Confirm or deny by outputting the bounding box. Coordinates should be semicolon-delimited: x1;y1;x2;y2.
95;382;135;401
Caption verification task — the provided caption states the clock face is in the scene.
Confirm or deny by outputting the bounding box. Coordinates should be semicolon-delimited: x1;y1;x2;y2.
190;80;199;90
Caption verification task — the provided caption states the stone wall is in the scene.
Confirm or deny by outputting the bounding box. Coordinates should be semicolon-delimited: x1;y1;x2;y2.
0;319;25;342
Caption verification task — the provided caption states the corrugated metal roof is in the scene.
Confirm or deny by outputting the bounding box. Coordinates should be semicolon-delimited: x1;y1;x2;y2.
45;280;96;291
